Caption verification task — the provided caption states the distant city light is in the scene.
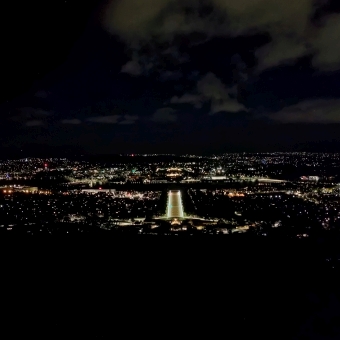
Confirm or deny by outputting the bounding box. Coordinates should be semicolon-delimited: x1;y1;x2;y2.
0;152;338;238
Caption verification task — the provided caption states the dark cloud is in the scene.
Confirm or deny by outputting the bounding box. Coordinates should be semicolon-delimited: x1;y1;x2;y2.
61;119;82;125
104;0;228;41
159;70;183;81
170;93;203;108
152;107;177;123
85;114;139;125
312;14;340;71
86;115;121;123
34;90;49;98
10;107;52;127
119;115;139;124
119;120;135;125
25;120;44;127
104;0;340;73
16;107;52;119
255;38;311;73
197;73;247;114
121;59;142;76
170;72;246;114
264;99;340;123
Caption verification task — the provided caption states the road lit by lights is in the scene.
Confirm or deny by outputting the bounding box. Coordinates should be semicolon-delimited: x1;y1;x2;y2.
167;190;184;218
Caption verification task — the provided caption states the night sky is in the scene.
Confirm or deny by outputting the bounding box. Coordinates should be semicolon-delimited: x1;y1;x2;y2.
2;0;340;156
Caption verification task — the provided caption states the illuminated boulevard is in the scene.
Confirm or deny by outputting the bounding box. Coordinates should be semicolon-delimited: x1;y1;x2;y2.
167;190;184;219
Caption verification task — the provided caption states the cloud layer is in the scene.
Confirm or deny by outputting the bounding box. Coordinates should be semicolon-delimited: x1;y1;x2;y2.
121;59;142;76
86;115;139;124
26;120;44;127
10;107;52;127
119;115;139;124
104;0;340;72
267;99;340;123
152;108;177;123
86;115;121;124
61;119;82;125
170;72;247;114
